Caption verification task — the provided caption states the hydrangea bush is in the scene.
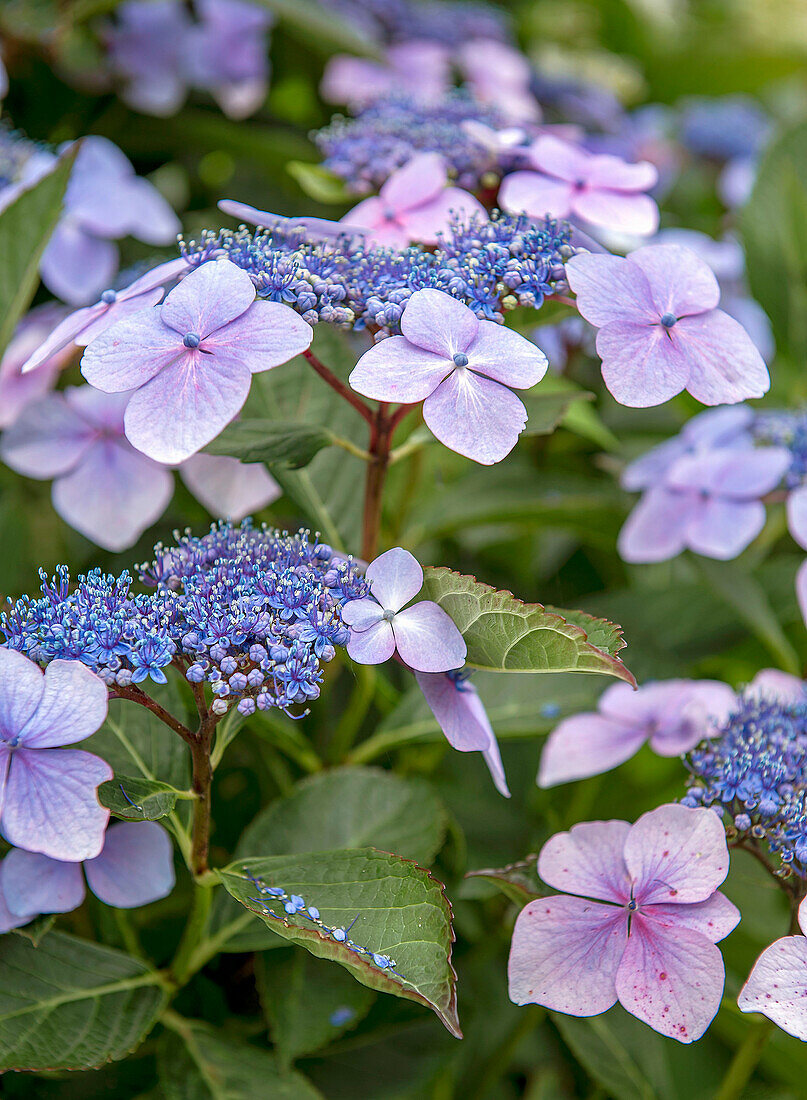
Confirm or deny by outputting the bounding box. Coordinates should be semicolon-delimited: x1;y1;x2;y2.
0;0;806;1096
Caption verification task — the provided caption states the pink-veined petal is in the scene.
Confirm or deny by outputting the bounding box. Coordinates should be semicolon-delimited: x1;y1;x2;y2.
123;353;252;464
738;934;807;1039
572;189;659;236
2;748;112;861
380;152;447;211
597;321;692;408
618;487;701;563
616;918;725;1042
160;258;255;338
466;322;548;389
365;547;423;611
400;289;479;358
76;289;165;348
206;300;312;372
538;820;631;903
629;245;720;318
18;659;107;749
85;821;175;908
675;310;770;406
2;848;85;916
538;714;648;787
0;393;94;477
498;171;574;220
508;894;627;1015
643;891;739;944
0;650;45;742
345;619;396;665
349;336;451;402
565;254;657;327
585;154;658;191
80;308;182;393
393;601;466;673
423;370;527;464
526;135;592;182
20;304;103;375
626;804;730;906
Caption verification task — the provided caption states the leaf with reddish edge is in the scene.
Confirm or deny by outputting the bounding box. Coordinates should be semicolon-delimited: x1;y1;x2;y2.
466;856;544;905
420;568;635;685
215;848;461;1038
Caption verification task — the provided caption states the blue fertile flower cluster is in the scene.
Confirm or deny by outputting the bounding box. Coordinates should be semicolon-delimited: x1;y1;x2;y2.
682;690;807;874
0;522;367;716
245;871;405;979
181;211;572;333
754;410;807;490
315;95;508;193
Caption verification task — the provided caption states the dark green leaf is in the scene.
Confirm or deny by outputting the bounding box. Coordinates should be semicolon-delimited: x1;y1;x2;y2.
0;932;168;1071
10;914;55;947
99;774;190;821
0;146;77;359
465;856;543;905
287;161;352;205
85;693;191;792
521;385;595;437
420;567;634;683
256;950;375;1066
157;1016;323;1099
216;849;461;1037
251;0;380;57
205;419;334;469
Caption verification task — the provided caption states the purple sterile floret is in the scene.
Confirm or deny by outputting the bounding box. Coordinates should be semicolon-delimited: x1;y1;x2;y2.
341;547;466;673
508;804;739;1043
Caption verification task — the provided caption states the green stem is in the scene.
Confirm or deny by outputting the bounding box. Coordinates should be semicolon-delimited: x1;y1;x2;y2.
714;1018;772;1100
169;882;214;986
114;908;145;960
329;662;376;762
331;435;372;461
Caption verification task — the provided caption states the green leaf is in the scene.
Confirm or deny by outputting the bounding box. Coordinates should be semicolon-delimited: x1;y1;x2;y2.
0;932;168;1071
256;949;375;1067
0;145;77;359
208;767;446;952
521;386;595;437
85;693;191;792
216;849;461;1037
420;567;635;683
205;419;334;469
251;0;380;58
287;161;352;205
158;1016;323;1099
465;856;543;905
99;774;190;821
11;914;55;947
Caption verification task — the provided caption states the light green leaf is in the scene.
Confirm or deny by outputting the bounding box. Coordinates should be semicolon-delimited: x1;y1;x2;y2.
0;932;168;1071
0;145;77;359
158;1015;323;1099
256;950;375;1067
287;161;352;205
205;419;335;469
420;567;634;683
216;849;461;1037
521;385;595;437
99;773;191;821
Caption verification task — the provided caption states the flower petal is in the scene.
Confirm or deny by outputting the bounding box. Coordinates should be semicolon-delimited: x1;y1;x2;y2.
508;894;626;1015
393;602;466;672
626;804;730;906
76;290;165;348
346;619;396;665
675;310;770;405
618;487;700;563
466;322;548;389
414;672;491;751
0;650;45;742
788;484;807;551
629;245;720;317
667;447;789;498
341;598;385;631
85;821;175;908
498;171;573;219
573;189;659;236
160;258;255;338
80;308;182;393
738;935;807;1039
585;154;658;191
2;748;111;861
349;335;451;402
123;353;252;463
538;714;648;787
565;253;657;329
400;289;479;358
179;453;280;521
538;820;631;903
206;301;313;373
643;891;739;944
380;152;447;211
365;547;423;612
0;393;94;477
402;187;486;245
39;223;118;306
616;918;725;1042
1;848;85;916
423;370;527;464
18;659;108;749
685;498;766;559
597;322;692;408
19;304;104;375
0;862;35;933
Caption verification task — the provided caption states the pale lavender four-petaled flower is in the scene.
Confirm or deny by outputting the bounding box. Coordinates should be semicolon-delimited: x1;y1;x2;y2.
539;679;736;787
0;386;174;552
0;650;111;862
341;547;466;673
321;42;451;110
0;304;74;430
499;135;659;236
415;671;510;797
738;894;807;1039
508;805;739;1043
349;289;548;464
619;445;790;562
81;258;313;463
341;154;487;250
0;821;175;933
567;245;771;407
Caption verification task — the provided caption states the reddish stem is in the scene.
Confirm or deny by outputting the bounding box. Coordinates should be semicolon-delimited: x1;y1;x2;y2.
362;403;395;560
